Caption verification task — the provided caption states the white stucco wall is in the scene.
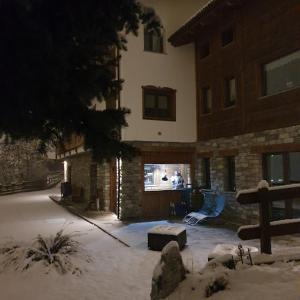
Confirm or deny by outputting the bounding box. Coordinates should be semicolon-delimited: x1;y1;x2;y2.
120;0;206;143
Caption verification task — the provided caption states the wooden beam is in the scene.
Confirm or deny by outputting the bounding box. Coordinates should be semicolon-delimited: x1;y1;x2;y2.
237;185;300;204
238;220;300;240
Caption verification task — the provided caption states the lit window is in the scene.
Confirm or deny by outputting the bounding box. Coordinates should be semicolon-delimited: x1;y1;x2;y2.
262;50;300;96
143;86;176;121
225;77;237;107
202;87;212;114
144;164;191;191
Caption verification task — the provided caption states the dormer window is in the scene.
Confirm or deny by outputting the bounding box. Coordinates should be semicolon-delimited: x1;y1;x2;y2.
144;27;164;53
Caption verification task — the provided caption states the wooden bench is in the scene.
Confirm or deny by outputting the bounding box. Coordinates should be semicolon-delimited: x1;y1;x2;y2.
148;225;187;251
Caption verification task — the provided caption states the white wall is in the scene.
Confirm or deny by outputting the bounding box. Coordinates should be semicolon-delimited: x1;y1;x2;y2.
120;0;206;143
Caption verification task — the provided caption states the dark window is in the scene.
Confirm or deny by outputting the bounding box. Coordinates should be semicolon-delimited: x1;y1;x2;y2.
262;50;300;96
201;158;211;189
226;156;236;191
199;42;210;59
202;87;212;114
144;27;164;53
224;77;237;107
221;27;234;46
263;152;300;185
143;86;176;121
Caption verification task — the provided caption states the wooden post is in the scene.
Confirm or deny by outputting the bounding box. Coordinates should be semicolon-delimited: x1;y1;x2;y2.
258;187;272;254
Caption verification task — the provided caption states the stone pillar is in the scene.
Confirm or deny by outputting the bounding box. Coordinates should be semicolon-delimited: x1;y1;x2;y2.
120;156;143;219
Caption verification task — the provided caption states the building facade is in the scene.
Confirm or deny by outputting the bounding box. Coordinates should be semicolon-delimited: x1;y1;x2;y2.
170;0;300;223
58;0;300;224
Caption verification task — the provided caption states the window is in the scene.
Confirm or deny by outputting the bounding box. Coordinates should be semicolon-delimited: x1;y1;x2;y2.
262;50;300;96
143;86;176;121
263;152;300;185
144;164;191;191
201;158;211;189
144;27;164;53
202;87;212;114
225;156;236;191
221;27;234;46
224;77;237;107
199;42;210;59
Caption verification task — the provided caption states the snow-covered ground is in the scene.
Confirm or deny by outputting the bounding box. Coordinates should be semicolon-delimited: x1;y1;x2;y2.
0;187;160;300
1;186;300;299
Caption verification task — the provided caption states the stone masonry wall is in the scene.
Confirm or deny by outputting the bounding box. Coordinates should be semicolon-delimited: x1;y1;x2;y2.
120;156;143;219
195;125;300;224
68;153;92;202
0;139;57;185
97;162;111;210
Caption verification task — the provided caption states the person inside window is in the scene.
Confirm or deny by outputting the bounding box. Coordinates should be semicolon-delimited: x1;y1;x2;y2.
171;171;184;189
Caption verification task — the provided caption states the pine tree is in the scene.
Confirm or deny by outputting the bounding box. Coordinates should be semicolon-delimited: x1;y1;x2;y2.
0;0;160;161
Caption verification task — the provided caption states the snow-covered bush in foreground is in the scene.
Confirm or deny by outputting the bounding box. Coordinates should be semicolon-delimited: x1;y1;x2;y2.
0;230;89;275
168;250;300;300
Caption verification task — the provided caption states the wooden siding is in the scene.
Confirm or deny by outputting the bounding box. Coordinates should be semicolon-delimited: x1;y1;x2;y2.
195;0;300;140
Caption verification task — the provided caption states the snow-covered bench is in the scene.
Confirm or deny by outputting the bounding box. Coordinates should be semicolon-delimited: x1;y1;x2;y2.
148;225;186;251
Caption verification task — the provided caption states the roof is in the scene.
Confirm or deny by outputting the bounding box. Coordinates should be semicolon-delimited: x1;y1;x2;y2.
169;0;243;46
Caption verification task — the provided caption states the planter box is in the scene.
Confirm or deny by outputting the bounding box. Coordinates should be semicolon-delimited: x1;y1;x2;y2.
148;225;187;251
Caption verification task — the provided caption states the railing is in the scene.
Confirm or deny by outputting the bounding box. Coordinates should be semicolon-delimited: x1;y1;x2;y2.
0;172;63;195
237;181;300;254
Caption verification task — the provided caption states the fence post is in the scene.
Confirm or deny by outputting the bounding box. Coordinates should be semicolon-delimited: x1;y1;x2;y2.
258;186;272;254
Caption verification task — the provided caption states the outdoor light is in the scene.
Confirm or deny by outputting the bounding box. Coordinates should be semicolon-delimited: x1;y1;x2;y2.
63;160;68;182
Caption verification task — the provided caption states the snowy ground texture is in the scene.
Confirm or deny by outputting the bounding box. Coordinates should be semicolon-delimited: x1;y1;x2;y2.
1;186;300;299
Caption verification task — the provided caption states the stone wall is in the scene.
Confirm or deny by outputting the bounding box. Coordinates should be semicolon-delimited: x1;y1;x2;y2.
67;153;93;202
97;162;111;210
195;125;300;224
0;139;58;185
120;156;143;219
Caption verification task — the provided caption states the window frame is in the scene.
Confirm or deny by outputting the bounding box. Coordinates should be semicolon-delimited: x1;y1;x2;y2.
142;86;176;121
221;26;235;47
144;27;164;54
263;152;300;185
224;76;237;108
261;49;300;97
225;156;236;192
199;42;210;59
202;86;212;114
201;157;211;189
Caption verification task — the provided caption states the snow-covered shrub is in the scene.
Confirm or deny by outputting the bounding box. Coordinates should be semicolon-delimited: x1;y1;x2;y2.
25;230;79;273
205;274;229;297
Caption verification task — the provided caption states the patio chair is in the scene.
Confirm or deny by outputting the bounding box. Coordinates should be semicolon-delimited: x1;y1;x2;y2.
183;191;225;225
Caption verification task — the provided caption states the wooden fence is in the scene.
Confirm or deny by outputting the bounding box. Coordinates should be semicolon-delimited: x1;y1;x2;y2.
0;172;63;195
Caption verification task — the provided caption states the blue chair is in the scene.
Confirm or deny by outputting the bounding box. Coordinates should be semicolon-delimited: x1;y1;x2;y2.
183;191;225;225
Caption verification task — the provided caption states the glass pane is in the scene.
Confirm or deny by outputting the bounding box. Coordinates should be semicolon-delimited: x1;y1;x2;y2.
266;154;284;184
202;87;212;113
157;96;168;109
144;164;191;191
264;50;300;95
229;78;237;103
144;94;156;108
289;152;300;182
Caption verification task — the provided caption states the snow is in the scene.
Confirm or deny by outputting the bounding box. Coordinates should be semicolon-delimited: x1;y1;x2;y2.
1;186;300;299
208;244;258;260
148;225;185;236
0;187;160;300
169;253;300;300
